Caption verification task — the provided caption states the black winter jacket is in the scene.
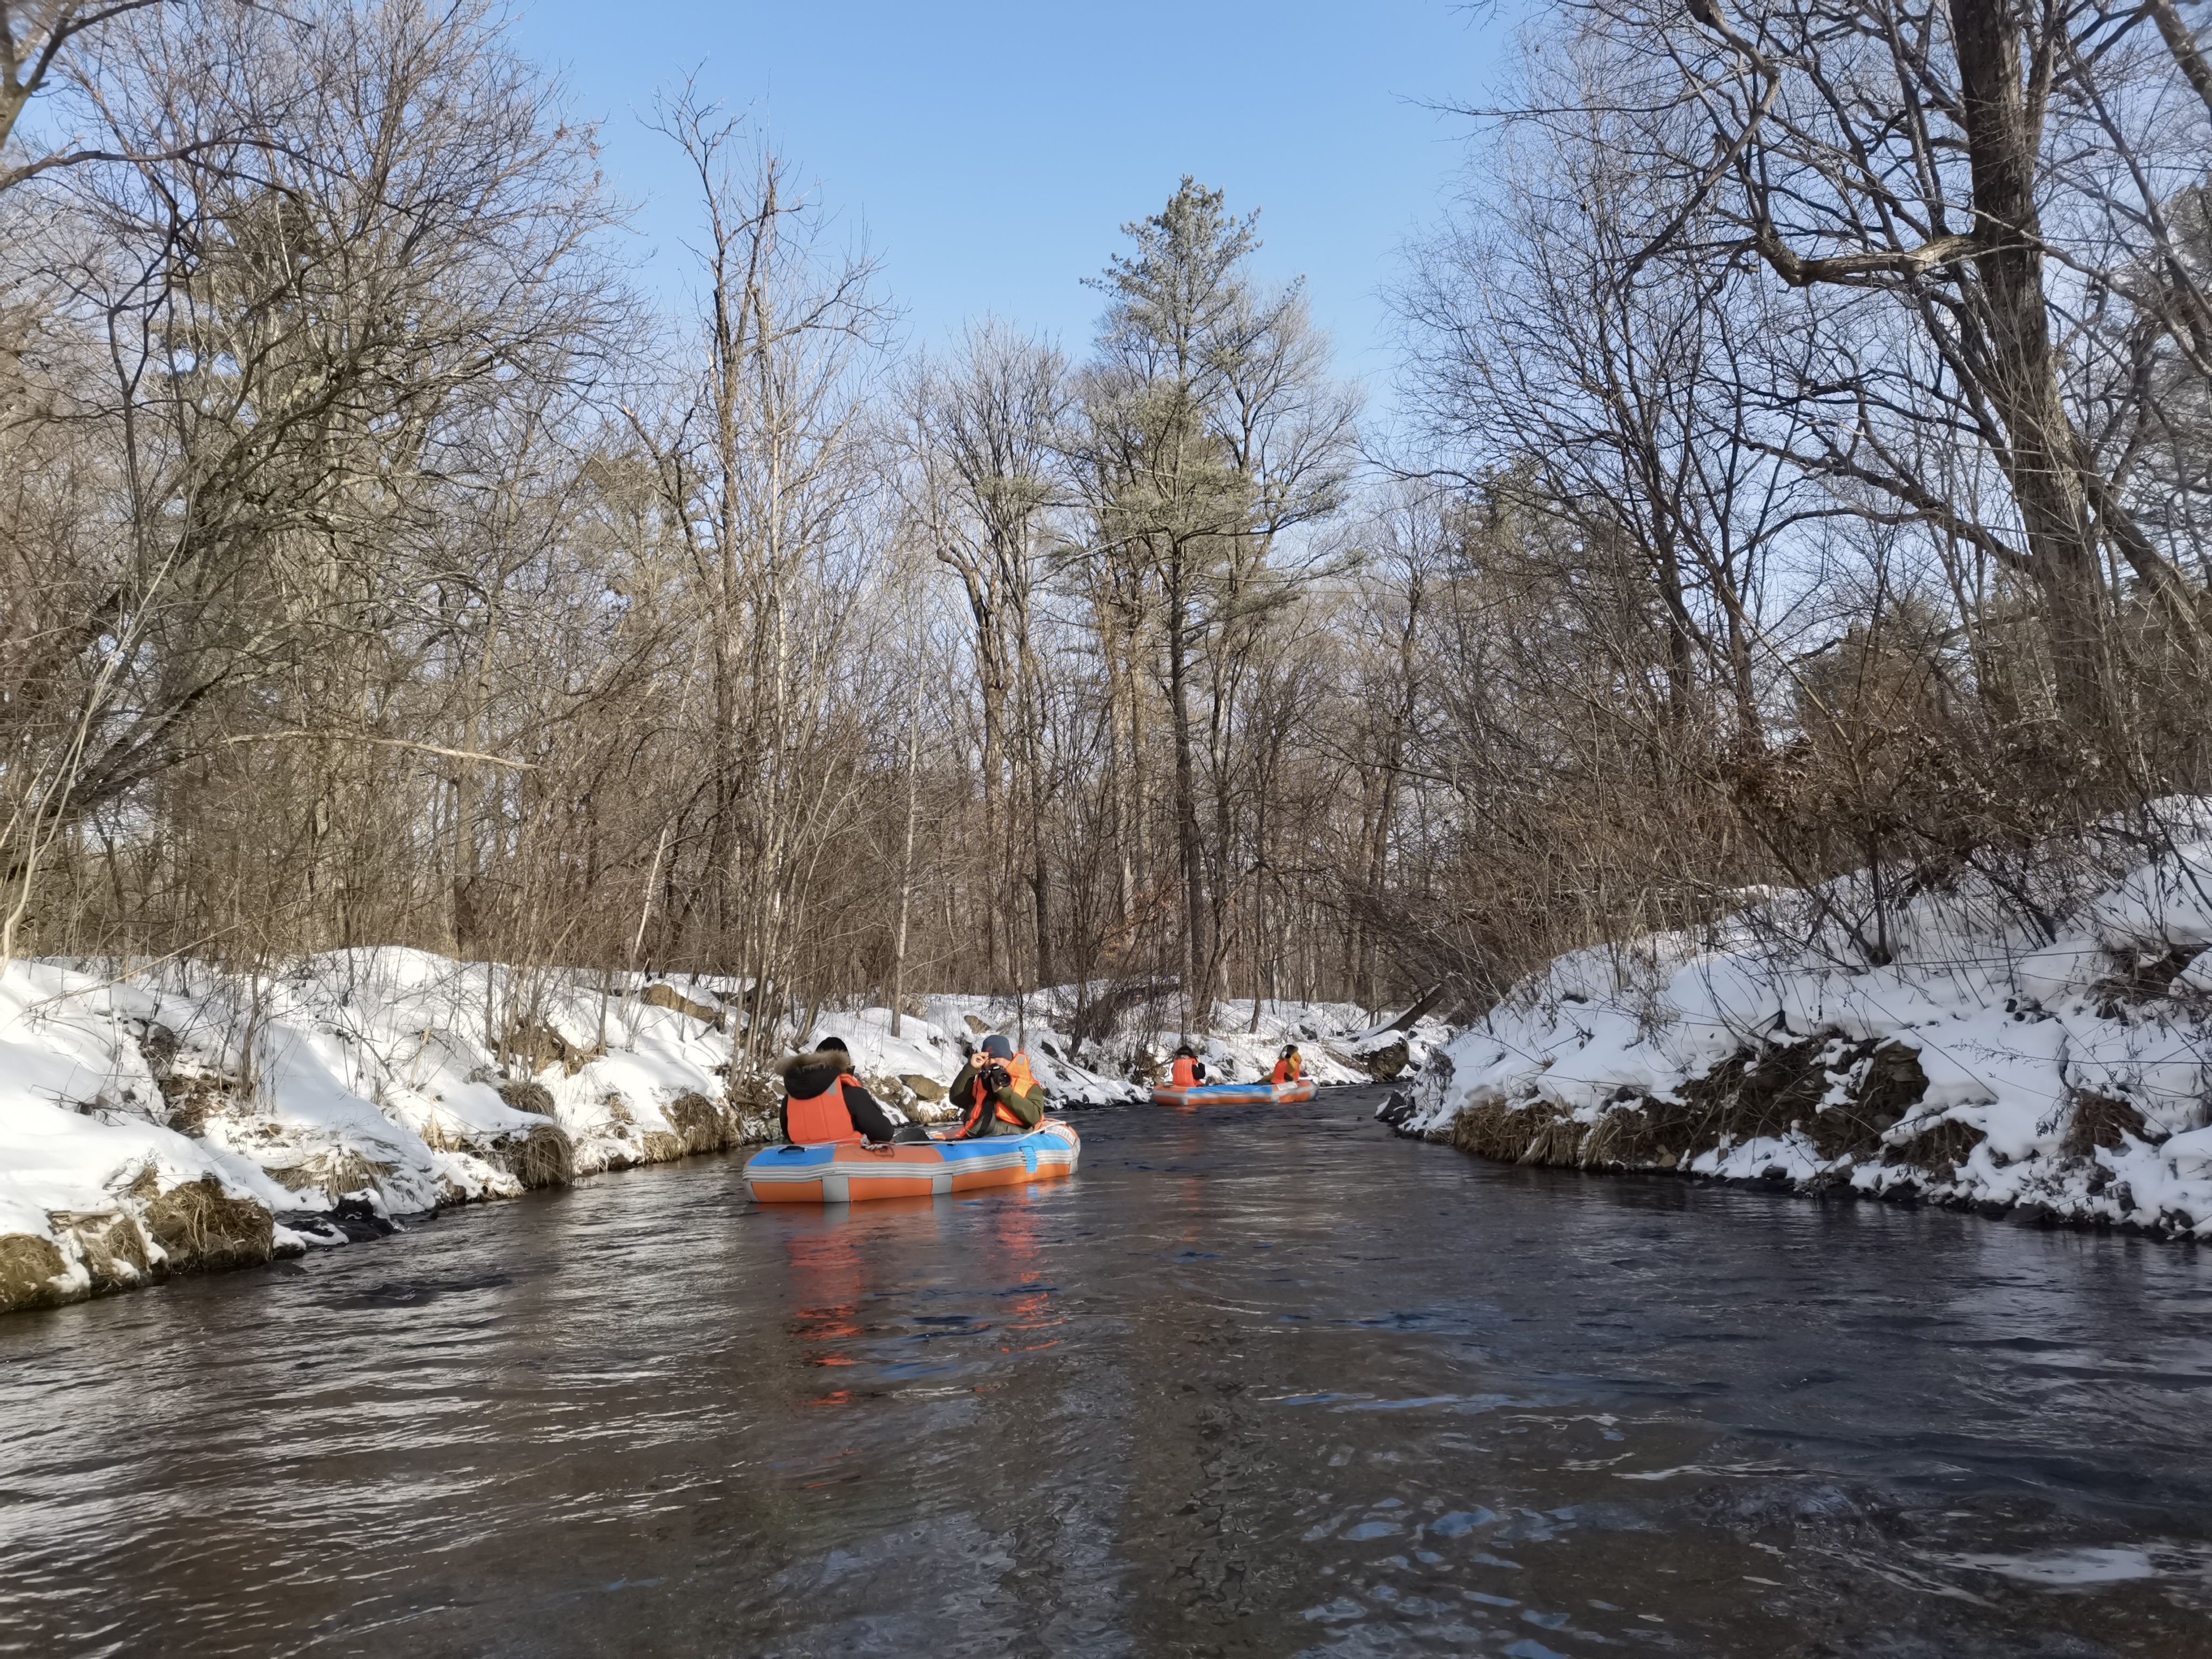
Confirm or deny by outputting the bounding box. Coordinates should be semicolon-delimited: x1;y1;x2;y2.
777;1059;902;1143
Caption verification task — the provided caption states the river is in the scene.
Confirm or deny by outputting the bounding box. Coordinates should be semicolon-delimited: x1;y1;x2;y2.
3;1083;2210;1656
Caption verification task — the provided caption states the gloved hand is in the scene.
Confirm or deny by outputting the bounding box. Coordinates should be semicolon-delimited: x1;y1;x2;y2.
979;1062;1010;1095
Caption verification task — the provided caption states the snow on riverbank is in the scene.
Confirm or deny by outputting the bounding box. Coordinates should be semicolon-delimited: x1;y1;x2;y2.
0;948;763;1311
1394;800;2212;1238
1;949;1440;1312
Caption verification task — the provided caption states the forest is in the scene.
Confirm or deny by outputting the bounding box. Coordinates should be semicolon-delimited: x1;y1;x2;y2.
4;0;2210;1051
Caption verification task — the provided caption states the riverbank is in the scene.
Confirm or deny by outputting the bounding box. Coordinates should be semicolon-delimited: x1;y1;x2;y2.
0;952;1425;1313
1391;800;2212;1240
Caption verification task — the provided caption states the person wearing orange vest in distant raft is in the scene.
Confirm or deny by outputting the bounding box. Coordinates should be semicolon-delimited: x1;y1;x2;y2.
1169;1045;1207;1088
1272;1044;1304;1085
777;1036;911;1145
946;1033;1048;1139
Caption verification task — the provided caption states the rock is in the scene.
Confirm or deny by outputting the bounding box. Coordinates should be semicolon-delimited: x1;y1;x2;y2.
900;1074;946;1102
335;1197;396;1236
503;1024;602;1077
1374;1090;1417;1134
641;982;724;1027
1345;1036;1411;1081
963;1015;992;1034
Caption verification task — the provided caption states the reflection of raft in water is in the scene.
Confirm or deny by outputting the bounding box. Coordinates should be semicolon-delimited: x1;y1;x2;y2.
743;1118;1081;1204
1152;1080;1317;1108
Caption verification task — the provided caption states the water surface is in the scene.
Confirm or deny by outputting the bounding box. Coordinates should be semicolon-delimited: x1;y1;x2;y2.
4;1084;2211;1655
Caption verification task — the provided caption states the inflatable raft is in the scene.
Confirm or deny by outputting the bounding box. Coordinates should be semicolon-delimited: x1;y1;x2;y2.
1152;1080;1317;1108
743;1118;1080;1204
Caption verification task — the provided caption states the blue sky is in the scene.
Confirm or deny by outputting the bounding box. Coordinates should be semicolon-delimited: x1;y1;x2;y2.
507;1;1518;410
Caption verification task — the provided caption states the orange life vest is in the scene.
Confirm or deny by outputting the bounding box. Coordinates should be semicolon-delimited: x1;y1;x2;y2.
961;1052;1038;1137
1170;1056;1201;1088
785;1070;867;1145
1272;1054;1302;1084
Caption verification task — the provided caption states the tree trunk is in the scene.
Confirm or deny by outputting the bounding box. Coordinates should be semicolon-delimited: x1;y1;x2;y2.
889;685;920;1038
1165;538;1208;1031
1951;0;2114;726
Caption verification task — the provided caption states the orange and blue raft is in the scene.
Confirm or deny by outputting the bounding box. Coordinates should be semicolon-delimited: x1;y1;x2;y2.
743;1118;1081;1204
1151;1079;1317;1108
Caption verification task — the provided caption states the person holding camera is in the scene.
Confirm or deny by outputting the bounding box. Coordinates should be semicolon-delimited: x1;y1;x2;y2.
947;1033;1047;1139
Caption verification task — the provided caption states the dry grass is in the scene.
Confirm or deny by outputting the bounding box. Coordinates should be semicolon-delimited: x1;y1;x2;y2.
722;1070;781;1143
53;1210;152;1291
1676;1039;1833;1146
639;1130;684;1163
2063;1089;2149;1157
1885;1115;1986;1180
138;1175;274;1271
662;1091;734;1156
497;1080;557;1117
1520;1109;1586;1165
2087;945;2204;1016
1804;1041;1928;1159
1448;1096;1562;1162
154;1071;239;1136
489;1123;575;1189
266;1149;400;1202
0;1235;70;1312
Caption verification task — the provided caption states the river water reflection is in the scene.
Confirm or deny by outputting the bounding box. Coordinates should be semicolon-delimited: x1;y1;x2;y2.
4;1085;2212;1656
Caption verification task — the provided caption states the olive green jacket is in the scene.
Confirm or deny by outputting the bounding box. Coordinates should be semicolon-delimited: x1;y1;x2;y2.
947;1058;1047;1136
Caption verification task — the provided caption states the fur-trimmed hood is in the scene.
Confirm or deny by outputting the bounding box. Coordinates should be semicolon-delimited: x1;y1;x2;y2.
775;1044;853;1083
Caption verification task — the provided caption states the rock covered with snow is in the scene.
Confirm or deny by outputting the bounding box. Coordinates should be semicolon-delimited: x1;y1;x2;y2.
1397;801;2212;1238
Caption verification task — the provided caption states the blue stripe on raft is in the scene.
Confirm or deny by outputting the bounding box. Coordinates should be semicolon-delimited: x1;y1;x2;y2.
757;1144;836;1165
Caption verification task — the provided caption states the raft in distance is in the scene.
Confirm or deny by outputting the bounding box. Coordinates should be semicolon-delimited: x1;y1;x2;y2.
743;1118;1081;1204
1152;1080;1317;1108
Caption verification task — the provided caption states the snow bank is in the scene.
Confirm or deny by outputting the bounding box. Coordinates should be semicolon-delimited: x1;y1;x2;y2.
0;949;773;1312
1394;800;2212;1238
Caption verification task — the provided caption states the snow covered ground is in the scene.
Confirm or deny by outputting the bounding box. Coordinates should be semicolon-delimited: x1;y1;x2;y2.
0;950;1441;1312
0;949;762;1312
1394;799;2212;1239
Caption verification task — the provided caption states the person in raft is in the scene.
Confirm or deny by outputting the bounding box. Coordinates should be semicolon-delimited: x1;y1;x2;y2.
1272;1043;1304;1085
1169;1044;1208;1088
946;1033;1048;1139
777;1037;912;1145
